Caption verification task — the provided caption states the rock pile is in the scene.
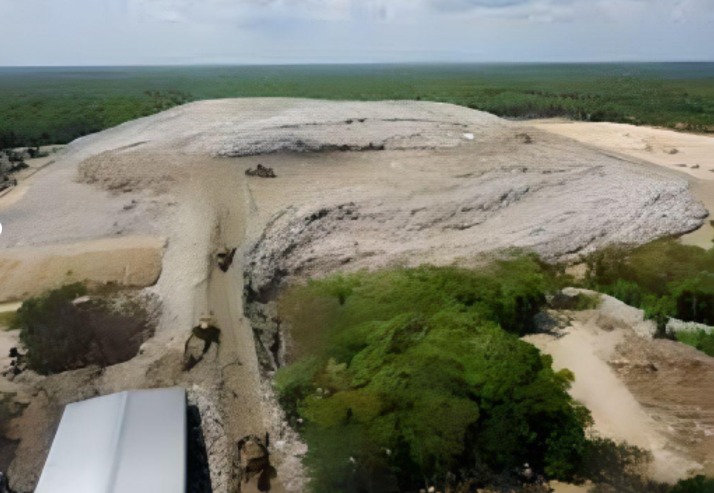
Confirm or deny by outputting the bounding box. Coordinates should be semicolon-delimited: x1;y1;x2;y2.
245;164;276;178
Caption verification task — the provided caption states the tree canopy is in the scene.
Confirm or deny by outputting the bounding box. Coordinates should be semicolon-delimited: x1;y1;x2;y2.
276;258;591;492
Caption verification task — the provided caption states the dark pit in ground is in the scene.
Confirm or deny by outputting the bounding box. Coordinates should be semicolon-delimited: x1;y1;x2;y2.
12;284;158;375
0;393;26;473
187;405;213;493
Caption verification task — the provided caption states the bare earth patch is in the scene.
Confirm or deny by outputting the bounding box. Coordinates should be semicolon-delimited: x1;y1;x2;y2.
0;236;165;303
526;292;714;483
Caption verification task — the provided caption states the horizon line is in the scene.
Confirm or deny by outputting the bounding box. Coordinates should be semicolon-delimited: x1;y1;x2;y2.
1;60;714;69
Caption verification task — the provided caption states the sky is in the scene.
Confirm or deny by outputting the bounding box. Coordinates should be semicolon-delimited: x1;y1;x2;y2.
0;0;712;65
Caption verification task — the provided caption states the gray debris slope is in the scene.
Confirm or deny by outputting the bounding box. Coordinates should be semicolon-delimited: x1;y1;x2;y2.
75;98;505;158
0;98;706;291
242;126;707;296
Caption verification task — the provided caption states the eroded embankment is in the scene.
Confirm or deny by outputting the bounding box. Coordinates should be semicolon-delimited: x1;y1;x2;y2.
526;292;714;483
0;236;165;303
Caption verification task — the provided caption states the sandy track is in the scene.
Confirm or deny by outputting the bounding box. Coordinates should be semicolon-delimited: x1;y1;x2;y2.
526;320;700;483
527;292;714;483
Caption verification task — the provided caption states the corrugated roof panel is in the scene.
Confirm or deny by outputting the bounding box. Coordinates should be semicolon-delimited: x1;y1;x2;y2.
35;387;186;493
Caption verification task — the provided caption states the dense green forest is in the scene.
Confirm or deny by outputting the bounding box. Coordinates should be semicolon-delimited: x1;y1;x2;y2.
1;63;714;148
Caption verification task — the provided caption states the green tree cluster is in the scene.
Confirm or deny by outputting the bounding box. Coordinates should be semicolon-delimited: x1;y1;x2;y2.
671;476;714;493
276;258;592;492
584;240;714;339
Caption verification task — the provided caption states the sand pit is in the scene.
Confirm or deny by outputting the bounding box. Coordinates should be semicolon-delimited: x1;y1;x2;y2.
0;236;164;303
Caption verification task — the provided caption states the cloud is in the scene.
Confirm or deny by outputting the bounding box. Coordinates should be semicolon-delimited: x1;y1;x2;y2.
430;0;534;11
0;0;711;64
123;0;714;28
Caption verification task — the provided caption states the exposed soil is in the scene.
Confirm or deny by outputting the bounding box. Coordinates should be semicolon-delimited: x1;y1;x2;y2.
612;335;714;476
0;236;164;304
526;291;714;483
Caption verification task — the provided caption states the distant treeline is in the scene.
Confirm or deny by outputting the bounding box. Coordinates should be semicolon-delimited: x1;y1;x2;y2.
0;88;190;148
1;63;714;148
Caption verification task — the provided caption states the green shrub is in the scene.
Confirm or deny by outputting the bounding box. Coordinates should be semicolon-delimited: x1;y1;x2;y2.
581;438;670;493
572;293;602;311
0;310;17;329
14;283;89;373
13;283;153;375
675;331;714;357
671;273;714;326
583;240;714;331
671;476;714;493
276;259;591;491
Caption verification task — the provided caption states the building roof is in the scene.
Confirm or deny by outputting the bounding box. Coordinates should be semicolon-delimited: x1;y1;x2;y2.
35;387;186;493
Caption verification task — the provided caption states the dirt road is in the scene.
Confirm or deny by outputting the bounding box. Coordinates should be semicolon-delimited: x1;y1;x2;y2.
201;165;268;440
526;292;714;483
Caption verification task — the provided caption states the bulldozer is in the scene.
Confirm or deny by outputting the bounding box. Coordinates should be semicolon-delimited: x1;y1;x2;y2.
245;164;276;178
183;314;222;371
216;246;237;273
193;314;221;354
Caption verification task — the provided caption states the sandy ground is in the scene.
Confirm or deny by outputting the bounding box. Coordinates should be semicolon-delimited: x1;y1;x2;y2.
0;303;21;314
526;291;714;483
0;100;712;491
0;147;65;206
0;236;164;303
549;482;590;493
529;120;714;249
527;120;714;181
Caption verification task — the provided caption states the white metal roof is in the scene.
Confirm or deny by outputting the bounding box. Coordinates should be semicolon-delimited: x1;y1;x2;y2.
35;387;186;493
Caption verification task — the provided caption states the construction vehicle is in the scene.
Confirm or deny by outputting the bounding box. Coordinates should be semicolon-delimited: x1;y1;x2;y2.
216;247;237;273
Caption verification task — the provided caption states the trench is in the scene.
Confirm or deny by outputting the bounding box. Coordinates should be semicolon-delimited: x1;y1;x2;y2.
183;162;289;493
